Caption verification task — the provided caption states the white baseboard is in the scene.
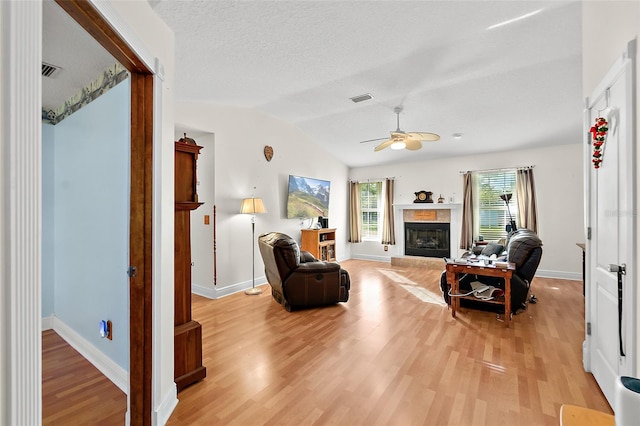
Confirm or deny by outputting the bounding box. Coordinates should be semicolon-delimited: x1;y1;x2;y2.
42;315;54;331
154;384;178;426
192;277;268;299
350;254;392;262
535;269;582;281
52;316;128;393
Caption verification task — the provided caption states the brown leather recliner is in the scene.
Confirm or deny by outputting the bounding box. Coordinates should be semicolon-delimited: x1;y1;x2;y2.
258;232;350;311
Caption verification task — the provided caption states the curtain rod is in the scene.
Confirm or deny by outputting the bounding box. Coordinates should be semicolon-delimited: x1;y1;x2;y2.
459;165;534;174
348;177;395;182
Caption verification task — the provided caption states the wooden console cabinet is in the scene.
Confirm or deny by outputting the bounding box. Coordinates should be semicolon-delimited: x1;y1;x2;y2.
301;228;336;261
174;137;206;391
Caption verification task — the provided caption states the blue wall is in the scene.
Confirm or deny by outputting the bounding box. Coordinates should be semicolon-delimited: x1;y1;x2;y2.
43;80;130;370
42;124;55;318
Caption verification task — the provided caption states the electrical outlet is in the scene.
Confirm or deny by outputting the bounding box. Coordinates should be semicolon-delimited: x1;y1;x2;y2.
384;245;388;251
100;320;113;340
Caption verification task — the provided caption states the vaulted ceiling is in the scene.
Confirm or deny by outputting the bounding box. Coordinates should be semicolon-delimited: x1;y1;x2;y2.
43;1;583;168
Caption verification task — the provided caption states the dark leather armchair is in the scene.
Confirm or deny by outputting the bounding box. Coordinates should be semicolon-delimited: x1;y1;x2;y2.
502;228;543;310
258;232;350;311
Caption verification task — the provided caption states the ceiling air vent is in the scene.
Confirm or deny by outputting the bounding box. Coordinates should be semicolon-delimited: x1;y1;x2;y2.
42;62;62;78
350;93;373;103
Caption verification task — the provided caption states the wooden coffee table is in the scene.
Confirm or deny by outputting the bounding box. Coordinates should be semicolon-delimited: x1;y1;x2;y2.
445;259;516;327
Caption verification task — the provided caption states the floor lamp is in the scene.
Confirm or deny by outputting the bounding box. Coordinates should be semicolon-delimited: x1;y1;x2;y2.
240;197;267;295
500;193;517;232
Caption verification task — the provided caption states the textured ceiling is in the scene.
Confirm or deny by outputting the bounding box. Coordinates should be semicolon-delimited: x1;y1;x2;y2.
42;0;117;112
150;0;583;167
43;1;583;168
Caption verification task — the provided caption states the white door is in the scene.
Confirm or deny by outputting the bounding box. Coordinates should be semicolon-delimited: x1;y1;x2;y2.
585;44;635;408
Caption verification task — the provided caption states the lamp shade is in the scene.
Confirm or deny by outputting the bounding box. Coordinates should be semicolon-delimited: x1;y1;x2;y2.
240;197;267;214
499;193;513;202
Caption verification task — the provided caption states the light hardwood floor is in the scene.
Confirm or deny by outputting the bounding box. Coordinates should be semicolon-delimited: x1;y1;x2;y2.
44;259;611;425
42;330;126;425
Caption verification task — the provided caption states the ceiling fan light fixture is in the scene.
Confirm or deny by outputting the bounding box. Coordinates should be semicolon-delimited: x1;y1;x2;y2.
390;140;406;150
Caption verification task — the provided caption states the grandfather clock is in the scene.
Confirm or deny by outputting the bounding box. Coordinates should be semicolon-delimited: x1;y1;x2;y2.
174;133;206;391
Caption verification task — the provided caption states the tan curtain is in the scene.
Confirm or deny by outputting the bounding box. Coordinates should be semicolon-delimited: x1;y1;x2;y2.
460;172;474;249
381;178;395;245
348;181;362;243
516;168;538;233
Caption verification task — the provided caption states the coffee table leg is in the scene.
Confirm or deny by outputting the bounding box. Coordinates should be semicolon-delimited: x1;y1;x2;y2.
447;270;457;318
504;276;511;327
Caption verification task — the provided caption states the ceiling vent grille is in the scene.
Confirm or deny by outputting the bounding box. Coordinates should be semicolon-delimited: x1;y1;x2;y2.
350;93;373;103
42;62;62;78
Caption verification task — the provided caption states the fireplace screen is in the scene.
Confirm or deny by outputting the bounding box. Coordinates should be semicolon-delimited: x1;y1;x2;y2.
404;222;450;258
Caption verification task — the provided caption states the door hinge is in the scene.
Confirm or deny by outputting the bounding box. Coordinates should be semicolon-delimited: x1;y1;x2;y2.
587;227;592;240
127;266;137;278
587;322;591;335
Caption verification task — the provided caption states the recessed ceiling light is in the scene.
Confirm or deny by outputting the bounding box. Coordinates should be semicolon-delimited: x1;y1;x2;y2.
350;93;373;103
487;9;542;30
452;133;463;139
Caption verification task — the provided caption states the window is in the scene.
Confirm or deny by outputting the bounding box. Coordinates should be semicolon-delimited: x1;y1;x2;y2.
360;181;382;240
474;171;518;241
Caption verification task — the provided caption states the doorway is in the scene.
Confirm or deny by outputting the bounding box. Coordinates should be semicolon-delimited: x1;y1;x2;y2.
50;1;155;423
584;40;636;408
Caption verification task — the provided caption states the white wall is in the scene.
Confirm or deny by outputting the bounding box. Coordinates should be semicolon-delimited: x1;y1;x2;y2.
582;1;640;375
0;3;7;420
175;102;350;297
187;132;215;290
349;143;584;279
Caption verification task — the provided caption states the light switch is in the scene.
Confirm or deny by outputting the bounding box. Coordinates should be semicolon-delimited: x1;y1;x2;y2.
204;215;210;225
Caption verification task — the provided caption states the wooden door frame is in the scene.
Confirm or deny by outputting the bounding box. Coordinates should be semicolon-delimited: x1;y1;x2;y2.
55;1;154;424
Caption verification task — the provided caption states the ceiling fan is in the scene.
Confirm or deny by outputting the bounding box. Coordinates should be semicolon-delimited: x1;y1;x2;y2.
360;106;440;152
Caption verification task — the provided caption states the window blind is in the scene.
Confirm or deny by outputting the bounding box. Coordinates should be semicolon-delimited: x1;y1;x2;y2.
475;171;518;241
359;181;382;239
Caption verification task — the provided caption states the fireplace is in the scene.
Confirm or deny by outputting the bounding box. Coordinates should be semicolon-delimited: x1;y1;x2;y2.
404;222;450;258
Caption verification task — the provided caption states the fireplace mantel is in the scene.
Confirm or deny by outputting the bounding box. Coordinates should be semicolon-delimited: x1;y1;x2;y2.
393;203;461;210
393;203;463;258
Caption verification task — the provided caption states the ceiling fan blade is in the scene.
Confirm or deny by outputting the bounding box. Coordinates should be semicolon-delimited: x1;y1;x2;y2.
405;140;422;151
359;137;389;144
373;139;394;152
407;132;440;142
